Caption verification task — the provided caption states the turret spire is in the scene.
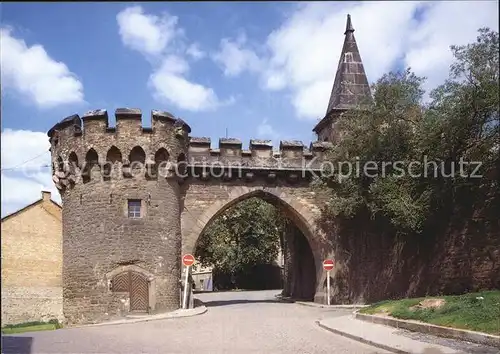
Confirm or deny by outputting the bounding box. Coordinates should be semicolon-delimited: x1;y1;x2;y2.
344;14;354;35
326;14;371;114
313;14;372;137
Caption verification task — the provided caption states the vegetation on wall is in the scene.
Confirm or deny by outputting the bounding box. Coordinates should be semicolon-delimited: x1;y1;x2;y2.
195;197;288;288
194;28;499;296
314;27;499;237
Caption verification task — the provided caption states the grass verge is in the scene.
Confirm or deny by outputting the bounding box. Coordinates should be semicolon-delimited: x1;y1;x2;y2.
359;290;500;335
1;319;62;334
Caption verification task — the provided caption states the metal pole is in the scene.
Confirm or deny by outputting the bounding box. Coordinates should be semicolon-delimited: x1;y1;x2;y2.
182;265;190;309
326;270;331;306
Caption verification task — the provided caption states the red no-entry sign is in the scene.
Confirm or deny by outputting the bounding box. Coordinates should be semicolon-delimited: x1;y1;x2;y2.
323;259;335;271
182;254;195;267
323;259;335;306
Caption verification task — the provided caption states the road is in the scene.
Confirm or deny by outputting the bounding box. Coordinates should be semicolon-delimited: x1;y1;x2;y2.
2;290;388;354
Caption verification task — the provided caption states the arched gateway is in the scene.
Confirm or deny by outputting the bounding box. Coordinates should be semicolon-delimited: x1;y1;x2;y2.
47;15;372;325
47;111;334;325
182;187;320;257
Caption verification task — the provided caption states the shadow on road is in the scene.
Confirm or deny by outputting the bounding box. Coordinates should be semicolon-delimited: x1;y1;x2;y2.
202;299;288;307
1;336;33;354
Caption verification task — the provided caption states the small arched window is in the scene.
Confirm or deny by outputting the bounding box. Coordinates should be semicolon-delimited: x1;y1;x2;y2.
106;146;122;164
68;152;79;174
85;148;99;166
57;156;64;172
154;148;169;164
83;148;99;183
129;146;146;164
177;153;187;176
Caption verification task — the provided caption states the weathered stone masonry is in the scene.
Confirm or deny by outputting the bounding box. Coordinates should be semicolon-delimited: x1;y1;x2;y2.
48;107;333;324
46;14;370;324
48;109;190;324
48;14;485;325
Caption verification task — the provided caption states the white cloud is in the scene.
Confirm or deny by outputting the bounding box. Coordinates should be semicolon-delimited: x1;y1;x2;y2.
257;119;279;141
261;1;421;120
212;34;262;77
116;6;181;58
117;6;231;112
263;70;287;91
157;55;190;75
255;119;294;147
404;1;499;96
149;56;221;112
212;1;498;120
291;80;332;119
186;43;206;60
1;129;60;218
0;27;84;109
1;128;50;169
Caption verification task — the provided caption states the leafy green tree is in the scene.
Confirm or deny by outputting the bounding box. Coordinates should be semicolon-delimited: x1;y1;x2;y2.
315;27;499;234
195;198;287;279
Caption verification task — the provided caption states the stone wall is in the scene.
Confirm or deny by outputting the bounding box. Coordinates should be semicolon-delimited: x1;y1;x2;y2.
1;192;64;325
46;107;498;324
48;109;190;324
50;107;498;323
281;221;316;300
321;199;500;304
48;108;334;324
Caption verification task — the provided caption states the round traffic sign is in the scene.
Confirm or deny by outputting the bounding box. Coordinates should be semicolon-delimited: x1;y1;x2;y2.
182;254;195;267
323;259;335;271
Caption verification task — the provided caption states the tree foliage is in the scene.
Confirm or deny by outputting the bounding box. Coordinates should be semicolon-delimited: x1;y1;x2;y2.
315;28;499;234
195;198;287;276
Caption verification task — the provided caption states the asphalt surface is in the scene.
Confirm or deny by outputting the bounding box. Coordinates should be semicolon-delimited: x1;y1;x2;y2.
2;290;389;354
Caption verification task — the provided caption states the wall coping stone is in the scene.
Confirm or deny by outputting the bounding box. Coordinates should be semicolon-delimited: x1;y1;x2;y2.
355;311;500;349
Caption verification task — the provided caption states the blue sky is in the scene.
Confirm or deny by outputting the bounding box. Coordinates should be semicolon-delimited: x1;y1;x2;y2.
1;1;498;216
2;2;309;141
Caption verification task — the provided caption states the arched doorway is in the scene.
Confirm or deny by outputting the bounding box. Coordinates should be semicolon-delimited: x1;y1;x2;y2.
110;270;150;312
187;190;318;300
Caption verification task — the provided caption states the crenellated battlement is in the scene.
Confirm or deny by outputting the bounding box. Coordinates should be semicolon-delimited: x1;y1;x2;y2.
48;108;191;143
47;108;333;192
187;137;331;169
47;108;192;191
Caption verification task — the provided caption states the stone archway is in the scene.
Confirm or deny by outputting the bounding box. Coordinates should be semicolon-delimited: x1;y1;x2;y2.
181;185;324;298
183;186;321;253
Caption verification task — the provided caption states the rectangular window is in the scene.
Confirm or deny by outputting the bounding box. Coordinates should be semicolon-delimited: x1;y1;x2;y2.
128;199;142;218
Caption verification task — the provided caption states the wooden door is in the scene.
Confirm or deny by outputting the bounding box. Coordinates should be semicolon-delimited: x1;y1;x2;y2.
129;271;149;312
112;271;149;313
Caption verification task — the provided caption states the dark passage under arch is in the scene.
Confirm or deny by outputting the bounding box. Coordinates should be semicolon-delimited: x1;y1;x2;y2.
193;195;316;301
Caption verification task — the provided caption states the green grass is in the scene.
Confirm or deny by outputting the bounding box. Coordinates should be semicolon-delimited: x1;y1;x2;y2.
360;290;500;335
1;319;62;334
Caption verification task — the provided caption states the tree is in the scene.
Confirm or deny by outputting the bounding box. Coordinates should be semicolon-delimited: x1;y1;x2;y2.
195;198;287;282
314;27;499;235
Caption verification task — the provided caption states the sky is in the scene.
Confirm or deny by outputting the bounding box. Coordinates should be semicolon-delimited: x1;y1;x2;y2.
1;1;498;217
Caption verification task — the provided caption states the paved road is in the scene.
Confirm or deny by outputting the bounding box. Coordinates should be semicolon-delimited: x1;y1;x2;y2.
2;290;388;354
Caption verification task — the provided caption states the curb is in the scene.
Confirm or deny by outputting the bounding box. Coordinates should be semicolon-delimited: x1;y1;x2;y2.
75;305;208;328
274;294;295;303
296;301;368;309
355;312;500;349
274;294;368;309
316;320;405;354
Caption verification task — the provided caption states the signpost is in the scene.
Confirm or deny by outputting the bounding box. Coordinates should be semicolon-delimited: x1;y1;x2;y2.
323;259;335;306
182;254;195;309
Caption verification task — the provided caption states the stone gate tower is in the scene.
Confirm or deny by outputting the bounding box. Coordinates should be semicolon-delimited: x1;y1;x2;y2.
48;14;371;325
48;109;190;324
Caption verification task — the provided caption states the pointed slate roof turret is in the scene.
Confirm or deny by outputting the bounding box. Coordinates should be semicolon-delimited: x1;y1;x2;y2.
313;14;372;135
